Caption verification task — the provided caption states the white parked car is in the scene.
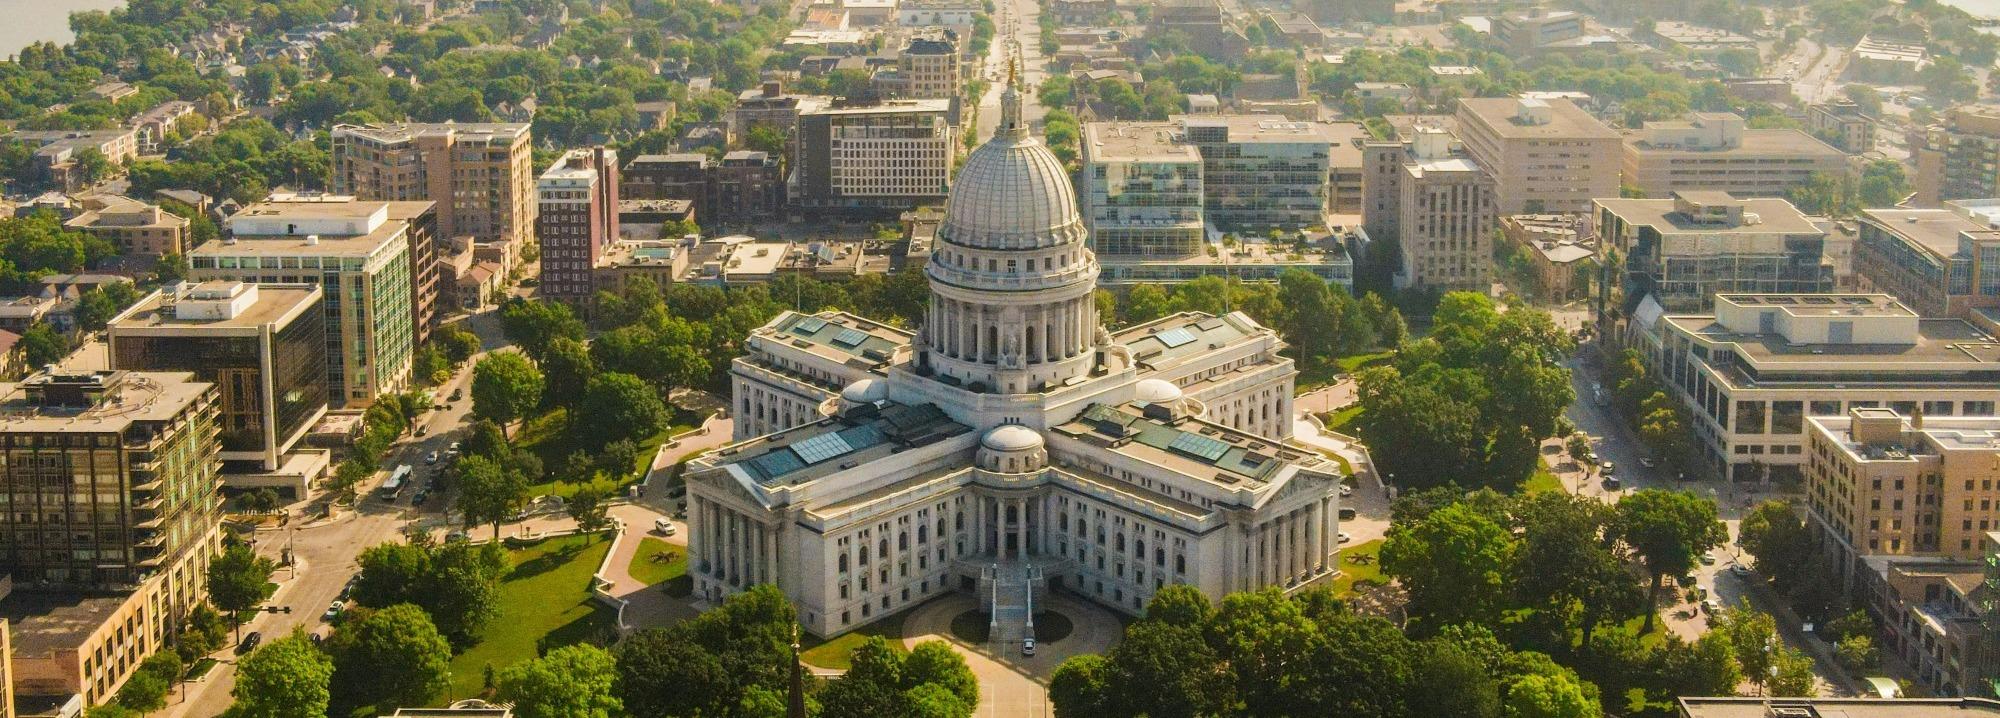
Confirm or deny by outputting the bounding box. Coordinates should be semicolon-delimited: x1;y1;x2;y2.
654;518;678;536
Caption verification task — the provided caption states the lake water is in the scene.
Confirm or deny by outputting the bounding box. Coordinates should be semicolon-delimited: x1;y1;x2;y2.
1;0;128;59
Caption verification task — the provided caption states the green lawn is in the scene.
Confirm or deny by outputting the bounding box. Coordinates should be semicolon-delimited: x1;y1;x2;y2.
443;535;618;701
1322;405;1365;432
625;537;686;586
799;608;916;670
1525;469;1564;495
1330;539;1384;597
518;406;702;499
1336;350;1395;373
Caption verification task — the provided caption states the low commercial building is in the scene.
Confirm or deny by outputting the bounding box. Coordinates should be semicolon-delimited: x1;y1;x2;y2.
1853;208;2000;320
1455;97;1622;214
1621;113;1848;199
5;130;138;191
1595;192;1830;311
1500;214;1596;300
1638;20;1757;54
194;198;435;406
594;239;689;295
63;196;190;262
106;282;329;490
1849;36;1927;83
0;370;224;709
1629;293;2000;483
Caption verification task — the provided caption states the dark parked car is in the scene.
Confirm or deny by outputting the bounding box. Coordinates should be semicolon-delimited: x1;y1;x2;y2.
237;631;263;655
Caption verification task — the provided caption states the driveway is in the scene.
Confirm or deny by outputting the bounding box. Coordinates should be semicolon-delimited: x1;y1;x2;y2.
900;592;1123;717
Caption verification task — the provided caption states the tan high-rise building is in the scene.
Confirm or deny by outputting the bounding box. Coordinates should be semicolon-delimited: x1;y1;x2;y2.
894;35;960;100
1622;113;1848;199
1808;407;2000;564
1913;105;2000;207
1375;126;1497;292
1454;97;1621;215
331;123;535;257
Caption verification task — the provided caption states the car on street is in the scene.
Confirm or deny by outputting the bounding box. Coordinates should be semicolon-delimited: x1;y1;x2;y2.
1337;532;1353;544
450;388;463;401
323;600;345;621
1699;553;1717;565
1729;564;1753;578
1639;457;1658;468
1600;461;1615;475
449;441;463;453
1603;476;1622;490
1021;638;1035;656
654;518;678;536
416;425;429;436
1338;507;1357;520
1701;597;1723;614
1338;484;1353;497
237;631;263;655
339;576;358;600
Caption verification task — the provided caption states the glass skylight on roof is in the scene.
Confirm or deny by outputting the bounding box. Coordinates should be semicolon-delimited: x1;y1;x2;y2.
748;450;806;479
831;328;868;347
1168;432;1229;461
1156;327;1198;348
793;317;828;335
792;432;856;464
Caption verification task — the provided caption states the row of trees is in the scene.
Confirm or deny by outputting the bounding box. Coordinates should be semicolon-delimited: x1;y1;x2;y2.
1049;585;1603;718
1099;271;1409;372
1354;293;1574;491
1599;348;1698;472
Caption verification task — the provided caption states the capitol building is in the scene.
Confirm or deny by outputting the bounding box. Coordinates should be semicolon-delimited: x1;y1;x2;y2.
684;82;1346;638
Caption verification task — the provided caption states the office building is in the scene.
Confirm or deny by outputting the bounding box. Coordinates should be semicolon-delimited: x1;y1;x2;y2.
793;98;956;212
1492;8;1585;55
62;197;190;262
1915;106;2000;207
0;370;224;707
622;154;709;205
537;147;620;306
623;152;785;226
1079;122;1205;259
1850;36;1927;82
193;198;433;406
731;82;831;151
892;35;960;100
687;84;1340;639
1362;125;1497;291
1179;115;1362;229
1637;20;1757;54
1621;113;1848;199
1455;97;1621;214
330;123;535;258
1810;100;1879;154
1853;209;2000;320
107;282;328;483
1596;192;1831;311
1628;293;2000;483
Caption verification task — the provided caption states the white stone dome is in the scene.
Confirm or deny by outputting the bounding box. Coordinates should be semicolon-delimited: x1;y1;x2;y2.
981;424;1045;452
1134;379;1184;405
840;378;888;404
938;131;1080;248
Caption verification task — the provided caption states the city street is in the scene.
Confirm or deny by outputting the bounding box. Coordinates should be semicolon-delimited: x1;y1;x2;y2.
160;313;508;718
975;0;1051;142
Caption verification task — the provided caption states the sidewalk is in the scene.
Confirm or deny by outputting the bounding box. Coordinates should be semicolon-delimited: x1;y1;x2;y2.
598;503;701;631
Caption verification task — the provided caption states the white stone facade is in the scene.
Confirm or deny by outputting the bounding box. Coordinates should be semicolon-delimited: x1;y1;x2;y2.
687;85;1341;637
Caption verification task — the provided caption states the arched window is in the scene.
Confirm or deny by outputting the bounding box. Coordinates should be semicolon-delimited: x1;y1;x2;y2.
898;532;908;551
1115;533;1125;551
1135;539;1146;557
917;525;929;543
1175;554;1186;573
879;539;889;558
858;546;870;566
838;554;849;573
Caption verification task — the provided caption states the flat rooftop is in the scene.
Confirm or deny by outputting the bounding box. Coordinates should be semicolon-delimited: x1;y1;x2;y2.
1458;97;1620;140
1083;122;1200;163
199;201;430;259
1625;128;1845;156
1115;313;1263;369
804;98;952;116
1052;403;1323;490
1862;209;1994;256
715;402;973;487
755;311;912;369
1596;197;1823;236
1717;293;1914;318
334;122;529;142
109;284;320;333
0;591;133;655
1678;698;2000;717
0;370;211;433
1663;315;2000;371
1176;115;1364;144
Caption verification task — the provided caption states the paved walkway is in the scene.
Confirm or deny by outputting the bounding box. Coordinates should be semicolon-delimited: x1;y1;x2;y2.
600;502;701;630
900;592;1123;718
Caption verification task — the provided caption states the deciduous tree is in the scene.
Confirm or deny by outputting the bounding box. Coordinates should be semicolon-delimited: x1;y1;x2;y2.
232;630;333;718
